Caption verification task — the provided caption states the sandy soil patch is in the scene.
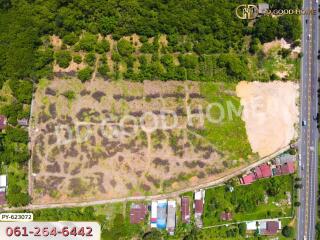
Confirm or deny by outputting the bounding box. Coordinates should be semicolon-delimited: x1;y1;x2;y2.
263;38;290;54
50;35;62;50
236;81;299;157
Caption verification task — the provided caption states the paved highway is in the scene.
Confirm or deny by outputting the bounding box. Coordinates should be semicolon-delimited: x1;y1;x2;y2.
297;0;319;239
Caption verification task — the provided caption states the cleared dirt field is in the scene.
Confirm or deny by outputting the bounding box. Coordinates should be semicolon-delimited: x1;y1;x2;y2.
30;77;252;203
236;81;299;157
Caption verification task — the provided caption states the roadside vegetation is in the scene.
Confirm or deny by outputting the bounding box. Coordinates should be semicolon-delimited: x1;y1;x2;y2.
27;174;296;240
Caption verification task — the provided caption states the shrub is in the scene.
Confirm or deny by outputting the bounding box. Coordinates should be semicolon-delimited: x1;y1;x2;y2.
62;90;76;100
282;226;294;238
62;32;79;46
111;51;121;62
178;54;198;68
117;39;134;56
98;64;109;77
84;52;96;66
73;55;82;64
77;67;93;82
160;54;174;67
79;33;97;51
55;50;72;68
95;39;110;54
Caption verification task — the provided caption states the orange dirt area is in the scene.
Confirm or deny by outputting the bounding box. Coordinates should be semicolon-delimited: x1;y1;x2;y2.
236;81;299;158
30;78;243;204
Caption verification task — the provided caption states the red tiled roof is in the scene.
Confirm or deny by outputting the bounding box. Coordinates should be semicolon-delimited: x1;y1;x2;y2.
255;166;263;179
281;162;295;175
261;221;279;235
240;173;256;185
0;115;6;130
220;212;232;221
195;199;203;214
0;192;6;205
181;197;190;223
256;164;272;178
130;204;147;224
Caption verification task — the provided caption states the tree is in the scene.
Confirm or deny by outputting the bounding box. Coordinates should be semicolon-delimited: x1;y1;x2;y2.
62;32;79;46
84;52;96;66
7;193;31;207
95;39;110;54
238;222;247;237
98;64;109;77
294;201;301;207
55;50;72;68
73;55;82;64
282;226;294;238
278;15;301;41
5;127;29;144
98;16;117;35
78;33;97;51
253;16;279;43
160;54;174;67
178;54;198;68
77;67;93;82
142;229;162;240
9;79;33;104
217;53;248;80
117;39;134;57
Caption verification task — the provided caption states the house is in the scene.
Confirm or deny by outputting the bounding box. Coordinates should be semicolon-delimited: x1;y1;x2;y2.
258;3;269;14
181;196;190;223
0;192;6;205
17;118;29;127
280;162;295;175
194;189;205;228
275;153;295;165
0;175;7;192
246;221;258;231
150;201;157;228
166;200;176;235
0;115;7;130
130;203;148;224
240;172;256;185
255;164;272;179
260;220;281;235
220;211;233;221
157;199;167;229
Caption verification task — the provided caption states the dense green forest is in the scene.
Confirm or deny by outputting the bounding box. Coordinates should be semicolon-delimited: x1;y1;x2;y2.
0;0;302;87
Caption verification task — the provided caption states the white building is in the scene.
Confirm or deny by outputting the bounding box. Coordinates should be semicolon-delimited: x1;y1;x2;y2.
150;201;157;228
166;200;176;235
0;175;7;192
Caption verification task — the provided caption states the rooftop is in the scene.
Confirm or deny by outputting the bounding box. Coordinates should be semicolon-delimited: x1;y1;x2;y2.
261;221;280;235
255;164;272;179
0;115;7;130
130;204;148;224
181;197;190;223
220;212;233;221
0;175;7;188
240;172;256;185
280;161;295;175
0;192;6;205
195;199;203;215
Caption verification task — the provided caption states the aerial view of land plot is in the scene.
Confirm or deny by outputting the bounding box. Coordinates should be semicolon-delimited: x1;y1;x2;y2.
24;29;300;204
30;77;249;203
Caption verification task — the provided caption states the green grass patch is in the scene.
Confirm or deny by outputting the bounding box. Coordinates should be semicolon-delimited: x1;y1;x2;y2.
197;82;252;160
203;175;294;226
